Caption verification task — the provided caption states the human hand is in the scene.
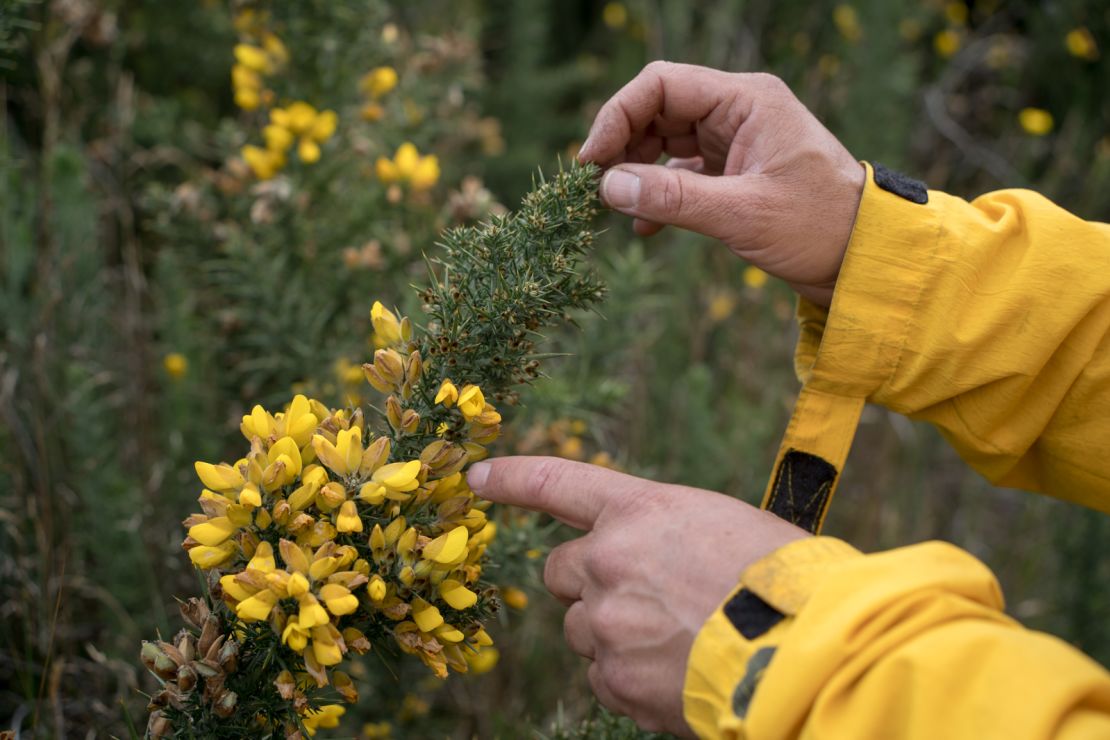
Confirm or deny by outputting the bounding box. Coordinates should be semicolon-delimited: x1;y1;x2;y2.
578;61;866;308
467;456;808;736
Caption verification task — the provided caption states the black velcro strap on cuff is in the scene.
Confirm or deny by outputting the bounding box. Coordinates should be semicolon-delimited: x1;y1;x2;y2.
871;162;929;204
723;588;785;640
766;449;838;534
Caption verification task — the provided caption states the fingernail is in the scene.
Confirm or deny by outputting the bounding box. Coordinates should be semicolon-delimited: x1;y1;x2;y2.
576;134;594;161
600;169;640;210
467;462;490;492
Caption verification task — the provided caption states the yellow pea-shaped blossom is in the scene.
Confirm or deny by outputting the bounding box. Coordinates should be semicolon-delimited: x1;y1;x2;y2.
282;618;310;652
188;541;237;569
370;301;403;346
248;541;276;572
439;579;478;609
194;461;244;492
456;385;486;421
279;539;311;575
466;646;500;675
320;583;359;616
236;589;278;622
188;516;236;547
312;427;363;477
336;500;362;533
423;526;469;564
367;575;387;602
434;379;459;407
412;598;444;632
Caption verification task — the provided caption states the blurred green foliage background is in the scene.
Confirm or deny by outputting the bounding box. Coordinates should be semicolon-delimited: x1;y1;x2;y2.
1;0;1108;737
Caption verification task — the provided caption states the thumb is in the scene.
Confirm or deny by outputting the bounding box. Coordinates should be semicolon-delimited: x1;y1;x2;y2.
599;163;757;242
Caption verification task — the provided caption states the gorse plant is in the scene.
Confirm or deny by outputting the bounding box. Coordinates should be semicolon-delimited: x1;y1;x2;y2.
140;162;604;738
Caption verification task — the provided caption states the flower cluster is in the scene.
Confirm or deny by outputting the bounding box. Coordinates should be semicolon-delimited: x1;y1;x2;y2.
359;65;398;122
375;142;440;193
230;11;338;179
143;163;604;738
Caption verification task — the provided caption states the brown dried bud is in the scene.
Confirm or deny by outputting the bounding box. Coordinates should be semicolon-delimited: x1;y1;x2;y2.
174;629;195;664
178;598;210;631
147;710;172;738
176;663;198;693
197;614;220;656
213;689;238;718
217;638;239;673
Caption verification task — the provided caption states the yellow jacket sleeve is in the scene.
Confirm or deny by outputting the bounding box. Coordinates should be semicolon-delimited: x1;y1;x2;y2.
684;537;1110;739
682;167;1110;738
794;163;1110;512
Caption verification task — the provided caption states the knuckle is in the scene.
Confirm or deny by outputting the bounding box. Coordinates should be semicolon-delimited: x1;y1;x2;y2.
657;172;686;216
642;59;674;78
585;537;629;584
589;598;628;643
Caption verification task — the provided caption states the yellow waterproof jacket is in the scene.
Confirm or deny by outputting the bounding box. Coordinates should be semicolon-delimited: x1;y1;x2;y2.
683;163;1110;739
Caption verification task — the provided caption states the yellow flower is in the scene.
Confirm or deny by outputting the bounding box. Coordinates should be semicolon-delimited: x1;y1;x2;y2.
241;144;285;180
439;578;478;609
602;2;627;29
434;379;459;407
1065;28;1099;61
375;142;440;191
163;352;187;379
934;29;960;58
456;385;485;421
362;721;393;739
187;541;237;569
832;5;862;44
743;265;768;289
944;2;968;26
707;291;735;322
465;646;499;675
370;301;404;346
1019;108;1054;137
263;124;294;152
501;586;528;610
422;525;469;564
367;574;387;602
233;44;270;73
312;427;364;478
336;500;362;533
358;459;421;504
361;66;399;99
302;704;345;736
361;102;385;122
194;461;244;492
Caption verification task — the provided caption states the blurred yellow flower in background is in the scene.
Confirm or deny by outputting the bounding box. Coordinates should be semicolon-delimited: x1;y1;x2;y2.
833;5;862;44
501;586;528;610
1019;107;1054;137
163;352;188;379
602;2;628;30
361;66;399;99
743;265;769;290
1065;27;1099;61
376;142;440;191
934;29;961;58
944;2;968;27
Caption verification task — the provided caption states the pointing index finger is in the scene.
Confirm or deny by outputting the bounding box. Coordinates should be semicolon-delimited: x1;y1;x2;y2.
467;456;635;531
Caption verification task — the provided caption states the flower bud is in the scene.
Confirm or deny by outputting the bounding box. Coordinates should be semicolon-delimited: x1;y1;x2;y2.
386;395;404;431
400;409;420;434
374;348;405;387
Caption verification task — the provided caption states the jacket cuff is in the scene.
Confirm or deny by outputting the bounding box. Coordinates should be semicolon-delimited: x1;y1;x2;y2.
682;537;862;738
795;161;943;397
